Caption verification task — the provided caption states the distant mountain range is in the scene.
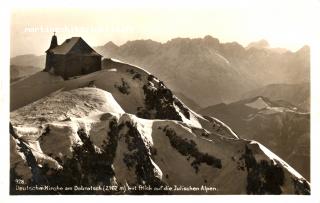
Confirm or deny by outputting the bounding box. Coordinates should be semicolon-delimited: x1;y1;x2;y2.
11;36;310;109
199;96;310;180
95;36;310;107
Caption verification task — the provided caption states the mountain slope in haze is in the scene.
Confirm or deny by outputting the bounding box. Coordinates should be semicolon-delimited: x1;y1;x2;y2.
10;54;45;82
95;36;309;107
10;65;42;82
247;39;270;50
199;96;310;180
10;59;309;195
241;83;310;111
246;39;288;54
10;54;45;67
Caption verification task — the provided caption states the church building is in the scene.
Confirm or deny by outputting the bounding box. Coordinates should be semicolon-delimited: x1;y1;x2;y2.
44;34;102;79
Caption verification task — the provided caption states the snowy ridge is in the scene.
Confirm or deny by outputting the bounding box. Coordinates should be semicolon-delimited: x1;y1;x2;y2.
109;58;153;75
245;97;269;109
250;141;304;180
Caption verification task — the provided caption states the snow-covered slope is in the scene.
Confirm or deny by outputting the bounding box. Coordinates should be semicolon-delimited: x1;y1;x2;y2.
10;60;309;195
11;59;237;139
241;83;310;111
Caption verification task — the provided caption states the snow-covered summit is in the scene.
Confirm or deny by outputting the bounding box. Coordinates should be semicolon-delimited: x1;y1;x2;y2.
10;59;310;195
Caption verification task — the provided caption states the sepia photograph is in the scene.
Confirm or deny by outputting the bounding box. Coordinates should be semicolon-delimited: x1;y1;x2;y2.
3;0;320;200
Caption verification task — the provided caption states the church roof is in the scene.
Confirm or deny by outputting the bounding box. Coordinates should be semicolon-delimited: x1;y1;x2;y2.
47;37;101;56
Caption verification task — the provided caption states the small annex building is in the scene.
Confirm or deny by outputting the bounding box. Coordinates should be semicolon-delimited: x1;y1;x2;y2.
44;34;102;79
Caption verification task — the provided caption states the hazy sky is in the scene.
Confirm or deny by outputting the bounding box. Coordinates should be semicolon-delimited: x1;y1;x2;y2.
10;0;320;56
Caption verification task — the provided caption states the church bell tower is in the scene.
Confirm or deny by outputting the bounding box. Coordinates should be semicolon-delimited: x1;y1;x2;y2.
48;32;58;50
45;32;58;72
